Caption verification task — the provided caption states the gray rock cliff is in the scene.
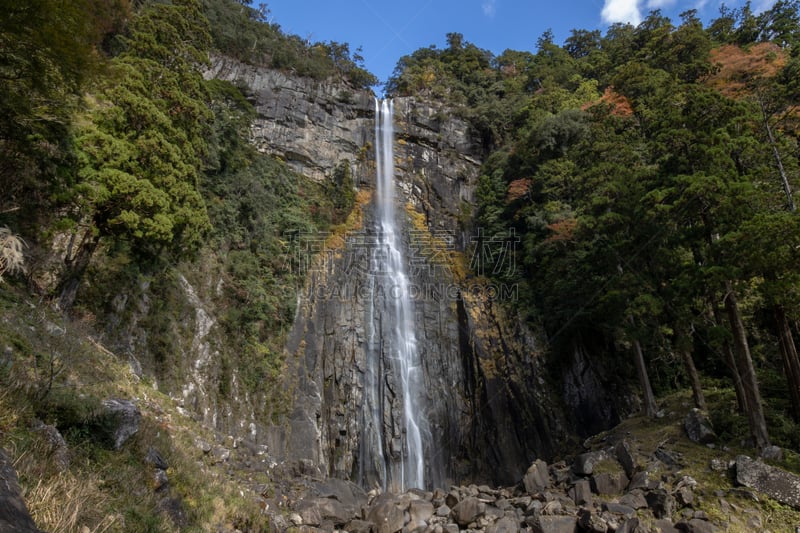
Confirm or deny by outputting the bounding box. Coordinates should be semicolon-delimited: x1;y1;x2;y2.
98;56;613;488
204;57;569;487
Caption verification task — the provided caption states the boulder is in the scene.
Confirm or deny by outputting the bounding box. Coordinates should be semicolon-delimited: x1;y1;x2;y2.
297;503;323;526
655;447;683;468
628;471;649;490
194;437;212;454
675;518;718;532
614;440;637;477
523;459;551;495
619;489;648;510
573;450;610;476
647;488;676;518
309;478;367;518
684;409;717;444
675;486;694;507
568;479;592;505
153;468;169;491
512;496;532;510
530;515;578;533
578;509;608;533
293;497;353;527
409;499;434;528
603;502;636;518
145;447;169;470
760;445;783;461
436;504;451;517
0;449;45;533
591;471;629;495
451;496;484;527
100;399;141;449
367;499;405;533
445;490;460;508
735;455;800;509
486;516;521;533
32;420;69;471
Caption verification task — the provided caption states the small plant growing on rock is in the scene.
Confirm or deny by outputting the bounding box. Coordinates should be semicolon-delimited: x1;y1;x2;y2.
0;226;25;282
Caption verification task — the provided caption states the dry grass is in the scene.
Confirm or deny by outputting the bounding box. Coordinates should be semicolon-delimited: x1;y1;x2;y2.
0;389;21;432
21;468;118;533
6;428;119;533
0;284;271;533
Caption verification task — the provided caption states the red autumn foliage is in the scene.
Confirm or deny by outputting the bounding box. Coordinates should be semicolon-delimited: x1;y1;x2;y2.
545;218;578;243
506;179;531;203
706;43;787;98
583;87;634;117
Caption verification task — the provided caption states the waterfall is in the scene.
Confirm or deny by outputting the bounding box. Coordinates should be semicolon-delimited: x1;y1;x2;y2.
360;98;429;491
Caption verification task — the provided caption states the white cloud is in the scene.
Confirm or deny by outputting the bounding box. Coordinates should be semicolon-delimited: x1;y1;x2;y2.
482;0;497;17
601;0;642;24
646;0;677;8
753;0;777;13
599;0;780;29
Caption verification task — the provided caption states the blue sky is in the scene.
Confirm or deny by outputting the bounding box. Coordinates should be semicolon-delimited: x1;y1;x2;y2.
261;0;778;87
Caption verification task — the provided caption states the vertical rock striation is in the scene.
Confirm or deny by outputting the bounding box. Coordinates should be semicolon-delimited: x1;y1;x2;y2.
199;58;582;487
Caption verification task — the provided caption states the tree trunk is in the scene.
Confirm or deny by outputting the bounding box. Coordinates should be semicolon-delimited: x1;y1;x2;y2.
759;99;796;212
710;299;748;413
675;324;706;410
629;316;658;417
775;304;800;421
56;229;99;312
723;281;770;449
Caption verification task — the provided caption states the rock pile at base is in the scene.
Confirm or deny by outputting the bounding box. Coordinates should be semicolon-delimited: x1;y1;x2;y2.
259;432;800;533
265;439;734;533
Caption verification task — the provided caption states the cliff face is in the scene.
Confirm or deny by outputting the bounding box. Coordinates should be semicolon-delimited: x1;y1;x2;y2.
206;56;375;185
96;56;621;488
202;57;567;486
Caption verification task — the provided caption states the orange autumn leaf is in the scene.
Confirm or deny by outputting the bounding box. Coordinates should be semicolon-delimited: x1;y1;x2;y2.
583;87;633;117
545;218;578;243
506;178;531;203
706;43;788;98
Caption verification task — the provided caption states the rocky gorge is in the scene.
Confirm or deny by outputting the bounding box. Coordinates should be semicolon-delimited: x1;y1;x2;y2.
251;395;800;533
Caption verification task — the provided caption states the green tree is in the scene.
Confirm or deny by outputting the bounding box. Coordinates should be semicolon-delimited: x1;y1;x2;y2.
59;0;213;309
0;0;114;218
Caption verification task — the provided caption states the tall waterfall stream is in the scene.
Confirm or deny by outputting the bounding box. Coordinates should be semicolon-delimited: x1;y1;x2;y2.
360;99;433;491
